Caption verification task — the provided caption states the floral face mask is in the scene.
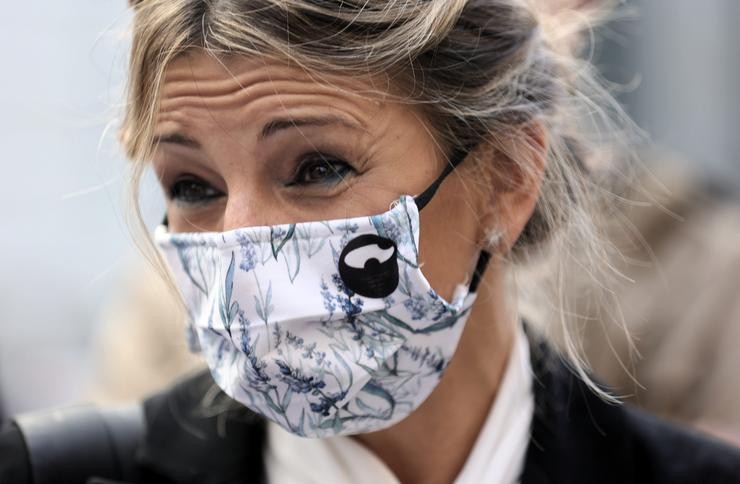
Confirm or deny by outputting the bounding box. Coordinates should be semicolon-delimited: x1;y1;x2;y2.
154;145;493;437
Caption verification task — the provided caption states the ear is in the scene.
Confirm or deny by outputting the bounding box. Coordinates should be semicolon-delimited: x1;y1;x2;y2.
477;121;549;254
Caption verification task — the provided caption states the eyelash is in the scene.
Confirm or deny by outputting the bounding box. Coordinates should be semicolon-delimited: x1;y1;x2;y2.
168;176;223;206
286;152;355;188
167;152;356;205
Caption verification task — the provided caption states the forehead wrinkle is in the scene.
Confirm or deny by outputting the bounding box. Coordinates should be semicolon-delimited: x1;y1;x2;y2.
157;55;388;152
161;54;378;114
242;95;372;131
158;90;376;144
162;64;368;97
159;78;374;121
162;54;379;108
155;102;373;157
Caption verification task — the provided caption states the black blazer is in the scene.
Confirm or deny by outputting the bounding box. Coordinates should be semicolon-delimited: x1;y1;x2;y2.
3;328;740;484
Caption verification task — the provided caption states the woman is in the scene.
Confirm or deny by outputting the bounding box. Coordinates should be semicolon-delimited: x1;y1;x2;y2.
2;0;739;483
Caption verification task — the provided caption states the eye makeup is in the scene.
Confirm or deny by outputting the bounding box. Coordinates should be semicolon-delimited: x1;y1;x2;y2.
168;175;225;206
285;151;357;187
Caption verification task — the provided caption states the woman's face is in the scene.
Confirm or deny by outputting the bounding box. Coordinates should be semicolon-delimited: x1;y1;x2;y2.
152;52;486;300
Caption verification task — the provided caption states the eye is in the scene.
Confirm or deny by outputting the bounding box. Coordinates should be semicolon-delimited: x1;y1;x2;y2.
168;176;224;205
287;153;356;187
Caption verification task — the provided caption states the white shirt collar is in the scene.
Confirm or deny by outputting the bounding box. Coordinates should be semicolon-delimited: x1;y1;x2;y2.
264;322;534;484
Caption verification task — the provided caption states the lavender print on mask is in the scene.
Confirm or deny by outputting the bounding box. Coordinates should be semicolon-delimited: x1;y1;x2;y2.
155;195;481;438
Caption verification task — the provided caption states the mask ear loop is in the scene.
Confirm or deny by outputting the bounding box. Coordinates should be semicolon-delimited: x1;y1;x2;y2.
468;250;492;293
413;144;473;211
412;142;492;294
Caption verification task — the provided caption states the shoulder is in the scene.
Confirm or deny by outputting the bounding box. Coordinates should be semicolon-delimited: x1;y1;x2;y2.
137;369;267;484
521;325;740;484
622;403;740;482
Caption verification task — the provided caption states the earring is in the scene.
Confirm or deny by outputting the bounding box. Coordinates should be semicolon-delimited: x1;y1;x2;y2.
484;228;505;252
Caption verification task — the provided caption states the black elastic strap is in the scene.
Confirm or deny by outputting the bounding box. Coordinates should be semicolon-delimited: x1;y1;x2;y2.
413;144;474;211
468;250;491;293
411;142;491;292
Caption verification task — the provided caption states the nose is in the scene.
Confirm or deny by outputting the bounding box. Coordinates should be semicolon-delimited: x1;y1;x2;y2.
222;175;312;231
221;187;275;232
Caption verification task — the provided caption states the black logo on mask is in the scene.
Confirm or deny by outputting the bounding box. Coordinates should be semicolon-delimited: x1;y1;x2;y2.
338;234;399;298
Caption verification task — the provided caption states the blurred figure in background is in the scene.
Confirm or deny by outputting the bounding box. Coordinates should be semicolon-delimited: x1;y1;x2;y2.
91;262;203;404
573;149;740;446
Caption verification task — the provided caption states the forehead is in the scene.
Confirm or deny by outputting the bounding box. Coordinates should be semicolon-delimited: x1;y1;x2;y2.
156;51;389;133
162;51;379;91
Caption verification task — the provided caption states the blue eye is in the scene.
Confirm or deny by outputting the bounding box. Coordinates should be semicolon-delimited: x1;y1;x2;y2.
288;153;355;186
169;176;223;204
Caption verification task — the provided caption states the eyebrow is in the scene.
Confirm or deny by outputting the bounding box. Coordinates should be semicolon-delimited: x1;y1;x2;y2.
153;115;362;149
154;132;201;149
258;115;361;140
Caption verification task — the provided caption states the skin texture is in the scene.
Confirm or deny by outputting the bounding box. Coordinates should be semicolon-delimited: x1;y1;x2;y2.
152;51;547;484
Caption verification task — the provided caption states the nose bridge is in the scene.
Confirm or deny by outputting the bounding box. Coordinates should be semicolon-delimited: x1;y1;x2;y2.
216;137;277;231
222;181;274;231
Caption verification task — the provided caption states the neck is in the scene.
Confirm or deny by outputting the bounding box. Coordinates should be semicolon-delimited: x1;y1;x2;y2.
352;264;516;484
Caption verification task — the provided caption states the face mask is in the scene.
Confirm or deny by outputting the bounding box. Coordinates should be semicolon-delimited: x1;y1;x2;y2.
154;145;494;437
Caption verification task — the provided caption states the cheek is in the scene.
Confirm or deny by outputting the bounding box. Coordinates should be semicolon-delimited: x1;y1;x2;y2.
167;199;227;233
417;183;482;301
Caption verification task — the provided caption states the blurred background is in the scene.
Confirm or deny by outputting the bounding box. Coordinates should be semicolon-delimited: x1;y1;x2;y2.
0;2;166;416
0;0;738;443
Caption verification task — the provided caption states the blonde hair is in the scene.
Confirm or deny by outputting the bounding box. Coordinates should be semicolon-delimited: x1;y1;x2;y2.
120;0;640;400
